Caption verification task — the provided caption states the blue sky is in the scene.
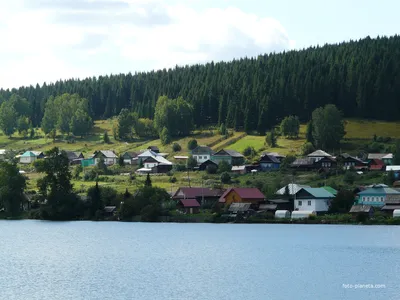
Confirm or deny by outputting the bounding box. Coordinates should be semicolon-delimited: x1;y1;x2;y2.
0;0;398;89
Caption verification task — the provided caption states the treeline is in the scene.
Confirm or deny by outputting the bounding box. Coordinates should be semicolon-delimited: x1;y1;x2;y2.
1;35;400;131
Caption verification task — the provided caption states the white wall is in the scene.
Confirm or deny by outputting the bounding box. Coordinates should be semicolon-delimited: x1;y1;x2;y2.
20;157;36;164
144;162;158;169
123;159;132;165
193;154;210;163
294;198;330;212
95;158;116;165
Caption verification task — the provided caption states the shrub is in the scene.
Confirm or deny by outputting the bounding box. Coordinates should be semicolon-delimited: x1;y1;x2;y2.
220;172;231;184
301;142;315;155
218;160;231;173
173;163;186;172
187;139;198;150
206;164;218;174
343;171;356;184
172;143;182;152
169;176;177;183
243;146;256;157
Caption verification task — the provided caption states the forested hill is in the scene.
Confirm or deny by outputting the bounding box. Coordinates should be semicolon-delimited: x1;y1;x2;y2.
1;35;400;131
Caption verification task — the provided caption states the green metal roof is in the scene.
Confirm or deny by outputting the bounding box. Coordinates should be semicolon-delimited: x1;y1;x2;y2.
358;187;400;195
302;188;335;198
322;186;338;196
21;151;36;157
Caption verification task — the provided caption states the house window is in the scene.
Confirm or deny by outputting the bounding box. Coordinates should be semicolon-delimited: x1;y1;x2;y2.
381;197;384;202
363;197;366;202
308;201;312;206
367;197;370;201
298;201;302;206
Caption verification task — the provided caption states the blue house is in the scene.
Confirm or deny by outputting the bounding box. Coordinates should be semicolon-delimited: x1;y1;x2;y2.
259;154;280;171
357;184;400;207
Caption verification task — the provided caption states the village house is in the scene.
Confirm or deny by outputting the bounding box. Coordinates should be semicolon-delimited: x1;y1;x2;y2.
137;150;173;173
259;153;281;171
191;146;214;164
211;149;245;166
274;184;312;211
198;159;218;171
308;150;333;162
93;150;118;165
64;151;84;165
0;149;7;161
262;152;286;162
368;153;393;165
339;153;368;170
219;188;265;208
294;187;335;213
368;159;386;171
381;193;400;215
349;205;374;219
172;187;225;206
231;165;247;174
103;206;117;218
32;151;45;159
121;151;139;165
357;184;400;207
176;199;201;214
19;151;38;164
291;152;337;171
386;166;400;180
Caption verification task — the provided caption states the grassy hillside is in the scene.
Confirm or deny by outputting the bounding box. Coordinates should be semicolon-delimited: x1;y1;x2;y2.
1;119;399;159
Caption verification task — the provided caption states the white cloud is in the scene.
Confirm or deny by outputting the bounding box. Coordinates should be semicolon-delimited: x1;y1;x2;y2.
0;0;294;89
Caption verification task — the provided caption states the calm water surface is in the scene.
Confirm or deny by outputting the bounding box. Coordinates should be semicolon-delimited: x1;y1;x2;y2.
1;221;399;300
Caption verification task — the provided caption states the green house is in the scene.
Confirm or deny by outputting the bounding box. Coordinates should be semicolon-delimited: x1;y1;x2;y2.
211;149;245;166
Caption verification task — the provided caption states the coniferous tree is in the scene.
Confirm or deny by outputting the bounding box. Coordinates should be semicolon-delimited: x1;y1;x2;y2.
145;173;152;187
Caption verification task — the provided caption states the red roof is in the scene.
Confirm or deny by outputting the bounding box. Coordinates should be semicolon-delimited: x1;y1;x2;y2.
173;187;225;199
219;188;265;203
179;199;200;208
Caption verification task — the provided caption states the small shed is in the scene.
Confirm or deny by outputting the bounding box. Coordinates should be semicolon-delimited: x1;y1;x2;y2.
104;206;117;217
228;203;252;214
393;209;400;218
231;165;247;174
350;204;374;218
275;210;291;219
177;199;200;214
291;211;316;219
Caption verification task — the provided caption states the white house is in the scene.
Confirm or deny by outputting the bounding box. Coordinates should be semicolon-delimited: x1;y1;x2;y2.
0;149;7;161
307;150;333;162
93;150;118;165
20;151;37;164
294;187;335;212
191;146;214;164
140;151;173;173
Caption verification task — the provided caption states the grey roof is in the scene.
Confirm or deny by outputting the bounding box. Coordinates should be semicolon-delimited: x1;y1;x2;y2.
228;203;252;213
276;184;311;195
260;154;280;164
214;149;244;158
268;199;290;204
64;151;83;160
259;204;278;211
381;205;400;210
262;152;286;158
291;158;314;166
123;151;138;158
191;146;214;155
368;153;392;160
307;150;332;157
358;187;400;195
350;205;373;213
104;206;117;213
232;165;246;171
95;150;117;158
225;149;244;158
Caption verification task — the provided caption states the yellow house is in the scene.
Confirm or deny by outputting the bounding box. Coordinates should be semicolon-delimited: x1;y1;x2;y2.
219;188;265;206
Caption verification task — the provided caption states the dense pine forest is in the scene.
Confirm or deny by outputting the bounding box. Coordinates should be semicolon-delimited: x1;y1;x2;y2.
1;35;400;132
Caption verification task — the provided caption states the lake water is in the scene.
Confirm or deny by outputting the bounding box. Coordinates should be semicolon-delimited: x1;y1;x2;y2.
1;221;399;300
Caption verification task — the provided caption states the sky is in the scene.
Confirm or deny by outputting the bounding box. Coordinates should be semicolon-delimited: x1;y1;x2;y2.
0;0;399;89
